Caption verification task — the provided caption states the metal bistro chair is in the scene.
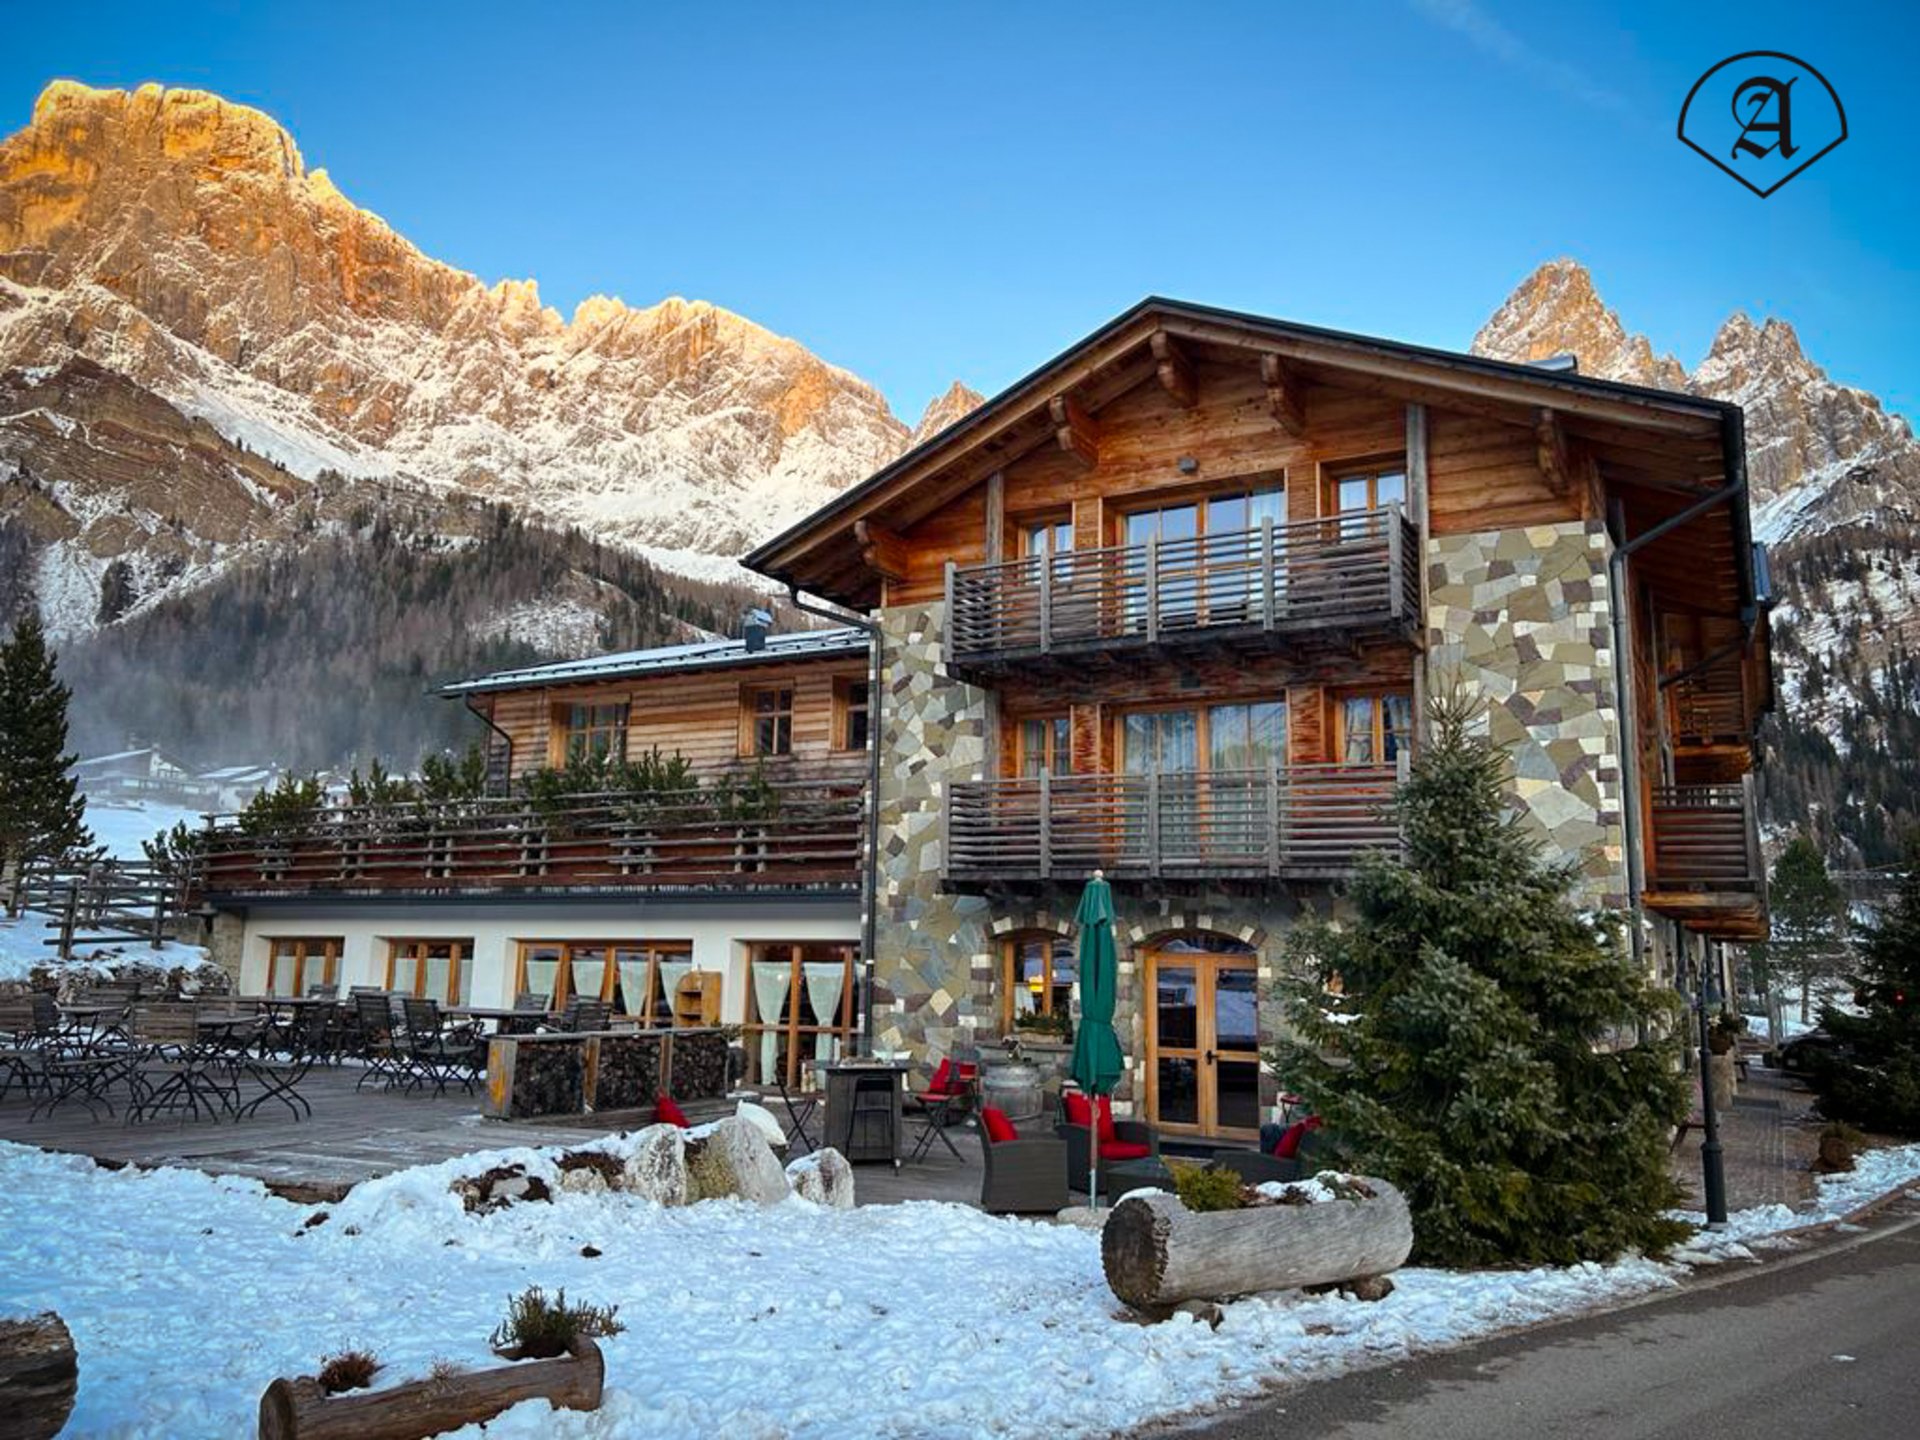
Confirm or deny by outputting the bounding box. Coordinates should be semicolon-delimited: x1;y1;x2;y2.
125;1002;240;1125
401;997;481;1095
353;991;409;1090
905;1058;980;1163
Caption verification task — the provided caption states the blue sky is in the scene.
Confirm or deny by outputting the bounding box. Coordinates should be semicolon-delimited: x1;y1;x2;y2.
4;1;1915;423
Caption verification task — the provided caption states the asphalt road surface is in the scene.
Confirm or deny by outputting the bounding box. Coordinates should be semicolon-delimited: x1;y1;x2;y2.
1183;1193;1920;1440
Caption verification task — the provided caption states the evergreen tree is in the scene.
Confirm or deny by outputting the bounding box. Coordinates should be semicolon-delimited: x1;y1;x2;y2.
1270;692;1690;1267
0;613;92;902
1748;835;1849;1027
1811;837;1920;1135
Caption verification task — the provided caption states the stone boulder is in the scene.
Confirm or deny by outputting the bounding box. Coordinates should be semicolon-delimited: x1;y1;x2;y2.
785;1148;856;1209
685;1116;790;1205
618;1124;689;1207
734;1099;789;1151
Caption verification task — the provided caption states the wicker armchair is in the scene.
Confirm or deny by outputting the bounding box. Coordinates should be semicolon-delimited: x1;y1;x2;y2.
979;1114;1069;1215
1056;1093;1160;1196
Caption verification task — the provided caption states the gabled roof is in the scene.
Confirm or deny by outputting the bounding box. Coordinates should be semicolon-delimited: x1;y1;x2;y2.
438;627;869;698
743;296;1744;609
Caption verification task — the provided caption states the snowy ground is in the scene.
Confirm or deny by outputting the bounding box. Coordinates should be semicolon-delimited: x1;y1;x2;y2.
3;1135;1917;1439
82;798;205;859
0;914;208;984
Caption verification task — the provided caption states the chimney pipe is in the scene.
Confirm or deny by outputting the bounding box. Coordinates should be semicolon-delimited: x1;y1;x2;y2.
743;608;772;653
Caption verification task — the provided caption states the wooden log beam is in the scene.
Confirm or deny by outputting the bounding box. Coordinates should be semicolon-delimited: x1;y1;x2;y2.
1260;354;1306;438
1150;331;1198;408
1101;1181;1414;1311
1536;408;1572;495
853;519;909;581
1049;394;1100;468
0;1312;77;1440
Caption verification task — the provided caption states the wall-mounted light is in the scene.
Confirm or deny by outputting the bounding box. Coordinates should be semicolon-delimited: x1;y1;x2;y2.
1177;456;1199;475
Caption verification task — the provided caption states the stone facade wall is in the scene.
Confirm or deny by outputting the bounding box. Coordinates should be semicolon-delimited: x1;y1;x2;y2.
206;909;246;989
1424;519;1629;908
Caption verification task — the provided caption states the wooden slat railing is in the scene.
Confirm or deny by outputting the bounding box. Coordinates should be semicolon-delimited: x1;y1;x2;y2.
945;763;1400;883
944;505;1420;665
1648;778;1763;891
1668;664;1750;746
190;782;865;899
10;860;184;956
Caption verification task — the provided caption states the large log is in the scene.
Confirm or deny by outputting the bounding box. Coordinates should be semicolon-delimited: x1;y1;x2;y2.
258;1337;601;1440
1101;1180;1414;1311
0;1312;77;1440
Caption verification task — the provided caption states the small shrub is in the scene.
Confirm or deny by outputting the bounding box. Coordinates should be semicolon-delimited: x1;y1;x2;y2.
427;1357;465;1383
1166;1160;1246;1213
1815;1120;1866;1174
316;1350;381;1394
489;1286;626;1360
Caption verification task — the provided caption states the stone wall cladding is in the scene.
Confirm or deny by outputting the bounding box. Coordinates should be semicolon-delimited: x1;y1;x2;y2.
1425;519;1628;907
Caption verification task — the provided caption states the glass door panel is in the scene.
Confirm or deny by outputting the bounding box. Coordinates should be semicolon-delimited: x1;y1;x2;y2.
1213;966;1260;1050
1152;962;1201;1128
1215;1059;1262;1133
1147;952;1261;1138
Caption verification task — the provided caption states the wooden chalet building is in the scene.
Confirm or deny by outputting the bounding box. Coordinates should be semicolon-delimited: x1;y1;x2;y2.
197;625;875;1088
746;298;1772;1141
194;297;1772;1140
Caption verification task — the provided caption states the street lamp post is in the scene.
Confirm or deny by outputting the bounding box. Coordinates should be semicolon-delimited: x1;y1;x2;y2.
1693;938;1728;1227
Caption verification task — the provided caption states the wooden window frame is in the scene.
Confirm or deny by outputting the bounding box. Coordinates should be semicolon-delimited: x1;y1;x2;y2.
1321;454;1409;519
554;699;628;765
1331;689;1415;766
1015;713;1074;776
999;931;1077;1031
265;937;341;997
1113;697;1289;778
833;676;871;753
513;939;692;1020
1014;514;1074;558
384;938;472;1005
743;941;858;1089
740;684;796;759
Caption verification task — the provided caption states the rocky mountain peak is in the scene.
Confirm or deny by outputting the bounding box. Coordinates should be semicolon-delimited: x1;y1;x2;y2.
1471;258;1688;391
910;381;985;446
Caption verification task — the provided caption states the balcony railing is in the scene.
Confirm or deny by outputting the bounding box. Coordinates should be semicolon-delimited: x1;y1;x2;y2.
190;783;865;900
944;763;1401;885
944;506;1420;670
1645;778;1767;938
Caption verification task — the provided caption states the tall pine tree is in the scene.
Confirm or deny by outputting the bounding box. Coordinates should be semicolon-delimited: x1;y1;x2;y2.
1811;837;1920;1135
1271;692;1690;1267
0;613;92;904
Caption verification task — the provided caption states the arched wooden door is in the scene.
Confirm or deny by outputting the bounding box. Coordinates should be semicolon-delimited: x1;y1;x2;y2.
1143;934;1261;1140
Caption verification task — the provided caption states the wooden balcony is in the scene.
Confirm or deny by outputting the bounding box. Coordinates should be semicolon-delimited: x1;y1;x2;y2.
944;763;1401;888
944;507;1421;677
1643;778;1768;940
191;783;865;902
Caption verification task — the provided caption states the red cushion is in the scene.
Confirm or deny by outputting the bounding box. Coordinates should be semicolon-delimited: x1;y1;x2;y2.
1062;1091;1092;1129
655;1095;690;1128
1098;1139;1151;1162
1095;1095;1118;1143
982;1107;1017;1143
925;1058;953;1095
1272;1115;1323;1157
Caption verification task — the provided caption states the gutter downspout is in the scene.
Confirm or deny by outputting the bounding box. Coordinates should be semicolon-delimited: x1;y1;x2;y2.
1606;471;1750;977
461;694;515;795
787;583;883;1057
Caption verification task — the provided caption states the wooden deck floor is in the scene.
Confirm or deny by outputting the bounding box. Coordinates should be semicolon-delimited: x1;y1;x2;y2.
0;1065;986;1207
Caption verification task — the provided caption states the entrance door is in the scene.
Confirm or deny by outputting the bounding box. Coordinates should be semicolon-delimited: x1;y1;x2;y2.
1146;941;1262;1139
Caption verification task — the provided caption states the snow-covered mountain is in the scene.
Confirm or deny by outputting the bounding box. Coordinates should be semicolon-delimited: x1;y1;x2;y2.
0;80;975;633
1475;259;1920;862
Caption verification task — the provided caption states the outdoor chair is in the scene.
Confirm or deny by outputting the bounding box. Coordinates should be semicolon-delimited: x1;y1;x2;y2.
288;1000;342;1065
549;997;612;1033
978;1106;1069;1214
353;991;409;1090
904;1058;979;1163
1057;1091;1159;1193
772;1067;820;1155
505;991;549;1035
401;997;482;1095
125;1002;240;1124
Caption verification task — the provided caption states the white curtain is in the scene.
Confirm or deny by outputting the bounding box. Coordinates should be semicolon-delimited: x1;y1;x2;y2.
658;958;694;1024
751;960;793;1083
423;953;451;1005
802;962;847;1063
570;953;607;1007
522;956;560;1006
617;956;653;1018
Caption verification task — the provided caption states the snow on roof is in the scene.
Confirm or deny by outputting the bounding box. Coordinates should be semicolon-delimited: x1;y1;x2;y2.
198;765;276;781
74;748;157;768
439;626;869;696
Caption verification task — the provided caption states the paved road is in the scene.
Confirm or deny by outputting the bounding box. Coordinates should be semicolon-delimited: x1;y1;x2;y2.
1185;1194;1920;1440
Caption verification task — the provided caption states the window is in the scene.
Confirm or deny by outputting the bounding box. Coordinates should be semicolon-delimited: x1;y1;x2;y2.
1121;701;1287;856
835;678;871;752
1326;459;1407;538
1018;715;1073;777
743;686;794;757
1001;932;1077;1032
1122;483;1284;626
515;939;692;1020
1337;692;1415;765
386;939;473;1005
1021;517;1074;560
745;941;857;1088
265;937;341;997
562;702;627;762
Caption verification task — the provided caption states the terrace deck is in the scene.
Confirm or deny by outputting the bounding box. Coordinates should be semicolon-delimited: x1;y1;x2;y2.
0;1066;982;1206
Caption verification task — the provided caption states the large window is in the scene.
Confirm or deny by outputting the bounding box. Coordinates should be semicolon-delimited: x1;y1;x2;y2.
1337;692;1414;766
561;702;628;762
265;937;341;997
386;939;473;1005
515;939;693;1020
1122;483;1284;625
743;686;794;757
1326;459;1407;538
745;941;857;1088
835;678;871;752
1001;932;1077;1033
1122;701;1287;857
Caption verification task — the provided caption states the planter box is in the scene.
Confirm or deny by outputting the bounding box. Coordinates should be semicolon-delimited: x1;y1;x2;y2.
258;1336;602;1440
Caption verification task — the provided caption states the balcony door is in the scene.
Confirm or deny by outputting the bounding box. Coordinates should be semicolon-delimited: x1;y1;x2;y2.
1122;702;1285;868
1122;708;1199;860
1146;934;1261;1140
1123;486;1284;632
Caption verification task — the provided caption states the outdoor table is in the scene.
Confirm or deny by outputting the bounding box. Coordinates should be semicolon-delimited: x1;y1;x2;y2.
816;1060;909;1166
446;1005;550;1035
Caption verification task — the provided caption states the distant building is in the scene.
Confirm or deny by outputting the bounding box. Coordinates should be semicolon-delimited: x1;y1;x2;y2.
71;747;201;804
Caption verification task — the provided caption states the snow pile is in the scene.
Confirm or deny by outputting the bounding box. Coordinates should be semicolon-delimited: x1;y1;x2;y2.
0;915;209;984
1;1131;1915;1438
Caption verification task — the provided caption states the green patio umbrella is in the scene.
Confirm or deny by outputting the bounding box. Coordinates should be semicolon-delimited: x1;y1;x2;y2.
1069;870;1125;1207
